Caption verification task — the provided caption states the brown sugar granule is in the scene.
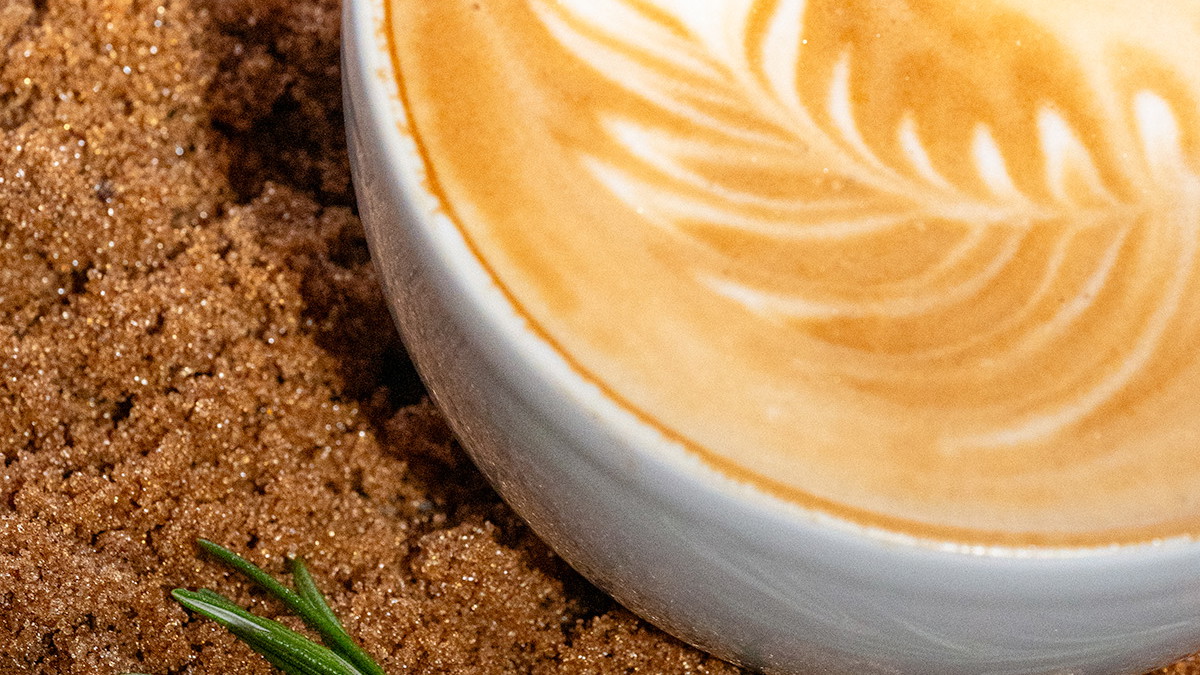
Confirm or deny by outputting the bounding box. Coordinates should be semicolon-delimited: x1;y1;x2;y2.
0;1;1188;674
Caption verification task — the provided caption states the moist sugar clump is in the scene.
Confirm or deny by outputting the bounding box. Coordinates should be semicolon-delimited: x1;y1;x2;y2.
0;0;743;673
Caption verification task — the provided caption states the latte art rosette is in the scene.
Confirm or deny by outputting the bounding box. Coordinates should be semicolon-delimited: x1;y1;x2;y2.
537;0;1200;451
348;0;1200;669
382;0;1200;545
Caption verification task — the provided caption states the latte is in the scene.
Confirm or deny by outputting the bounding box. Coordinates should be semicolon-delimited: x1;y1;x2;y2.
385;0;1200;546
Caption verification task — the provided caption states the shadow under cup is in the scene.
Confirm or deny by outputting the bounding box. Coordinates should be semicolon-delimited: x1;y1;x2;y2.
343;0;1200;672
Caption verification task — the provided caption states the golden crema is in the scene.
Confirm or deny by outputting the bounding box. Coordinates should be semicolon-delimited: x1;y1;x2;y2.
387;0;1200;546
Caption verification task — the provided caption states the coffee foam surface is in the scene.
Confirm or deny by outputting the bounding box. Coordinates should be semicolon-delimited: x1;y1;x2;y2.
387;0;1200;545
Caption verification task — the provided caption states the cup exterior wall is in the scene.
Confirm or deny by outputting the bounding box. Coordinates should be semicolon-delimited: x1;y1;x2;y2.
342;1;1200;672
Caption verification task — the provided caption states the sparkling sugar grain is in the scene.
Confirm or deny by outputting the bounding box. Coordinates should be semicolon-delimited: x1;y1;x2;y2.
0;1;1189;675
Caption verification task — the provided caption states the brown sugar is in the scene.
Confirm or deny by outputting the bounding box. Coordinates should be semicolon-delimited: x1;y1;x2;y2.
0;1;1186;674
0;0;743;673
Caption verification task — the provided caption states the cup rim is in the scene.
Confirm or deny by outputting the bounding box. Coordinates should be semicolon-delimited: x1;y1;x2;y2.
344;0;1200;561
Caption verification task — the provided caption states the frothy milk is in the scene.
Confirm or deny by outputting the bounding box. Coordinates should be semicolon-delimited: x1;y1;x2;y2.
386;0;1200;545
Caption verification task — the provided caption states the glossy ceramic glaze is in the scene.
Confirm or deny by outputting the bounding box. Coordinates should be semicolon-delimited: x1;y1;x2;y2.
342;0;1200;671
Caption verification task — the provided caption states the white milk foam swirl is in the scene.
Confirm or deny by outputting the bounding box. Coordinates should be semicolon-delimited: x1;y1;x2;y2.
532;0;1200;452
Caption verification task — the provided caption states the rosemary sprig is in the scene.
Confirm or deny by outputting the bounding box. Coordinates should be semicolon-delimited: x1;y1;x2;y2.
170;538;386;675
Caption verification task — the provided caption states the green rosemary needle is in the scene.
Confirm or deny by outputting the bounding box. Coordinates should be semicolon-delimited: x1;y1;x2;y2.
168;538;386;675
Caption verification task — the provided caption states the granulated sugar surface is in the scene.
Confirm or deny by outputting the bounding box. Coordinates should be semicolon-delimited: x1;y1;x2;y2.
0;1;1191;674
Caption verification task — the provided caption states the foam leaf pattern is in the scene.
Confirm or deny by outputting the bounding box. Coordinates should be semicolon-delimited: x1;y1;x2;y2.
532;0;1200;451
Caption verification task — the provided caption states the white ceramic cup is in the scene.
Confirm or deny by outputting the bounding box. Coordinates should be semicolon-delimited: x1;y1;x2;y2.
342;1;1200;672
